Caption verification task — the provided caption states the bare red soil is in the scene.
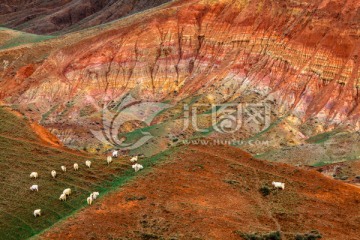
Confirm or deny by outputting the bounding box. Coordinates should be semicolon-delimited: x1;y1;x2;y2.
40;145;360;240
30;122;62;147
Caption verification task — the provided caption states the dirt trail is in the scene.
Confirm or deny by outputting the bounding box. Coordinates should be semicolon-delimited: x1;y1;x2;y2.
30;122;62;147
39;145;360;240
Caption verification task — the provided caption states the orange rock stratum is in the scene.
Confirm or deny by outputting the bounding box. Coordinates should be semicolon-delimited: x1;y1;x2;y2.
1;0;360;128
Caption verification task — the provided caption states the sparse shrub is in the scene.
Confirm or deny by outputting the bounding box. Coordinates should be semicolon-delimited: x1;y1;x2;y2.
125;195;147;202
235;231;281;240
140;233;162;240
224;179;239;185
259;186;271;197
194;164;204;169
295;230;322;240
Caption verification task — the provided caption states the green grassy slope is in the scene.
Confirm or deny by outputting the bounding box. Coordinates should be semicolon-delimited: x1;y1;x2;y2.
0;27;53;50
0;106;170;240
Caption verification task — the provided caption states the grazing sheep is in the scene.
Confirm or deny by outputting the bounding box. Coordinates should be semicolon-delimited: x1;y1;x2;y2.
272;181;285;190
132;163;143;172
30;185;39;192
63;188;72;196
61;166;66;172
85;160;91;168
33;209;41;217
107;156;113;165
87;195;93;205
130;156;138;163
51;170;57;178
30;172;38;179
74;163;79;171
59;193;67;201
112;150;119;158
91;192;100;200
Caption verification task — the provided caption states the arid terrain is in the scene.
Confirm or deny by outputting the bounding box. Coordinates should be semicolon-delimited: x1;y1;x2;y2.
40;145;360;240
1;0;360;239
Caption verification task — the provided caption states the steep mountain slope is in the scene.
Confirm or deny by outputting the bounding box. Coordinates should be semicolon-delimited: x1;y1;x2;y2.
0;0;171;34
39;145;360;240
1;0;360;161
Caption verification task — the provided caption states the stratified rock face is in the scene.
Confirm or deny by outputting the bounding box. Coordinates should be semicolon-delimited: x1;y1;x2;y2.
0;0;171;34
1;0;360;148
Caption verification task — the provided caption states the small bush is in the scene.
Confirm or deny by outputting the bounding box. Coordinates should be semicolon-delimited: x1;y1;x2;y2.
295;230;322;240
340;176;348;180
224;179;239;185
125;195;147;202
235;231;281;240
259;186;271;197
140;233;162;240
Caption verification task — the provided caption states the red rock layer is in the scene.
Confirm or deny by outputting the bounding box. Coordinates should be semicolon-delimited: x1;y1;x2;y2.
1;0;360;129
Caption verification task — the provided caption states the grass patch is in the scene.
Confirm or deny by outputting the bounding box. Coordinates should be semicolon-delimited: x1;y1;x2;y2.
0;107;39;141
0;28;53;50
311;159;345;167
295;230;322;240
41;105;59;123
305;131;338;144
235;231;281;240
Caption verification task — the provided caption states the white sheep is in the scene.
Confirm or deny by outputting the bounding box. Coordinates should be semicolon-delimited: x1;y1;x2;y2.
85;160;91;168
33;209;41;217
30;185;39;192
130;156;138;163
112;150;119;158
30;172;38;179
107;156;113;165
51;170;57;178
61;166;66;172
63;188;72;196
272;181;285;190
74;163;79;171
132;163;143;172
59;193;67;201
91;192;99;200
87;195;93;205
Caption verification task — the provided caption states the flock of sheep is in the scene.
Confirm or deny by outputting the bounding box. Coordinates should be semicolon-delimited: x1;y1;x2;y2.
29;149;285;218
30;150;144;217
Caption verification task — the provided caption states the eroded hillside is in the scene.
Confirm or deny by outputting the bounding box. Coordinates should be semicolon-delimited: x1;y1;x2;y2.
1;0;360;163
